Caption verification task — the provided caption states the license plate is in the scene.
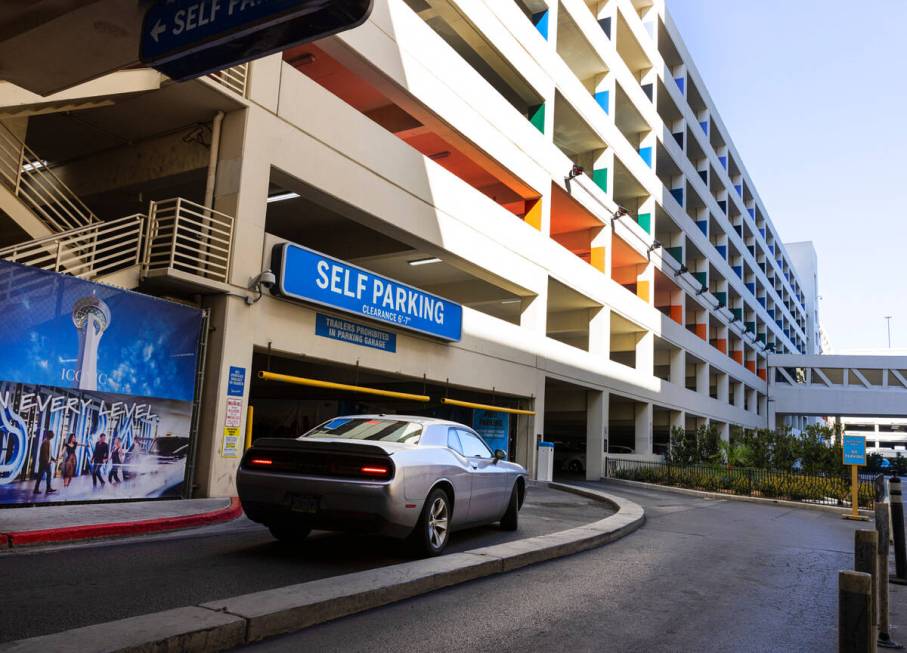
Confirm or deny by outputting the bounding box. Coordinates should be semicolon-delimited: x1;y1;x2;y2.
288;495;319;514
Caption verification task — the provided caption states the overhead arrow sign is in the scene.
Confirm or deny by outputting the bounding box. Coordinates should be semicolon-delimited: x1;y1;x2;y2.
140;0;372;81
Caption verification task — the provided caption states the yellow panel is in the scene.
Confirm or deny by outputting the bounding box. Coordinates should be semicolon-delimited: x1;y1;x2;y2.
590;246;606;272
636;279;651;303
524;198;543;230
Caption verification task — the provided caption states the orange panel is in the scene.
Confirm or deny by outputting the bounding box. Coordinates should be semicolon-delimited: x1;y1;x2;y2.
731;350;743;364
745;360;756;373
669;305;683;324
525;199;543;230
694;323;707;340
757;368;767;381
636;279;651;303
713;338;727;354
590;246;606;272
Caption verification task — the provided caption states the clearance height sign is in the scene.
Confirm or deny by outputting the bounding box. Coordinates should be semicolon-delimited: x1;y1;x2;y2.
273;243;463;342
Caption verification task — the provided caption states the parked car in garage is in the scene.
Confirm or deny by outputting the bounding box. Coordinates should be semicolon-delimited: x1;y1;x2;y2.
237;415;528;555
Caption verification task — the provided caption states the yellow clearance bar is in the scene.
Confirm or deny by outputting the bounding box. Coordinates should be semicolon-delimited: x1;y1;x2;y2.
441;397;535;416
257;371;431;402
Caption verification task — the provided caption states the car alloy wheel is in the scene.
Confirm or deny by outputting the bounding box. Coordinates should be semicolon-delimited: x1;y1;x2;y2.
427;495;449;550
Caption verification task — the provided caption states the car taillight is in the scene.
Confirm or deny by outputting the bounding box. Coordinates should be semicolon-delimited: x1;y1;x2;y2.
248;458;273;467
360;465;390;478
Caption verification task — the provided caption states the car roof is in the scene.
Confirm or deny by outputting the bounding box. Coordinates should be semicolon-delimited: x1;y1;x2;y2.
329;415;468;429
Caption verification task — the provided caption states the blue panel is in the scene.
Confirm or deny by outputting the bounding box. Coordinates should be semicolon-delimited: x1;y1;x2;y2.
733;265;743;278
315;313;397;352
594;90;609;114
734;224;742;236
696;220;708;235
598;16;612;39
697;169;708;184
716;245;727;259
843;435;866;465
759;227;766;239
747;208;755;219
718;155;728;169
276;243;463;341
641;83;653;101
717;199;727;215
672;131;684;148
699;120;708;134
757;296;766;307
639;146;653;167
734;184;742;196
745;282;756;294
674;77;685;94
532;10;549;39
669;187;684;205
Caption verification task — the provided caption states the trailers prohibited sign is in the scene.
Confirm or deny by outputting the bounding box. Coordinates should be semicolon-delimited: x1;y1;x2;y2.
139;0;373;81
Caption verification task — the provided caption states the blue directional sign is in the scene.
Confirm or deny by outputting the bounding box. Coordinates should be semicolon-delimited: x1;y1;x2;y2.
843;434;866;466
273;243;463;342
140;0;372;81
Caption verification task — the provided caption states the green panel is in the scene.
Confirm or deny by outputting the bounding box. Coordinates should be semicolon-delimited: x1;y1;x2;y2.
714;291;727;308
529;103;545;133
636;212;651;234
666;246;684;265
592;168;608;193
731;308;743;321
745;321;756;333
692;271;707;287
757;332;766;344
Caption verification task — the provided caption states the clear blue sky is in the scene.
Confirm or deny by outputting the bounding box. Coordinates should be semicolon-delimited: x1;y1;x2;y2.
666;0;907;351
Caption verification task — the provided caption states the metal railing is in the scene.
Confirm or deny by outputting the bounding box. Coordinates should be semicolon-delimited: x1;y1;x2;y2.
143;197;234;284
208;64;248;96
0;213;144;280
606;458;878;509
0;121;97;232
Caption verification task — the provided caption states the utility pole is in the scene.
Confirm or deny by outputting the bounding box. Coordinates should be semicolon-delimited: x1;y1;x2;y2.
885;315;892;348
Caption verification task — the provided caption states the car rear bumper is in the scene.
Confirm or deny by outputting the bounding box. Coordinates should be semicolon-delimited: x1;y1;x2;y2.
236;469;420;539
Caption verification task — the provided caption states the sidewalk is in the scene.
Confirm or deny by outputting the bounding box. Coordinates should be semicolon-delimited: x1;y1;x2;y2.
0;497;242;547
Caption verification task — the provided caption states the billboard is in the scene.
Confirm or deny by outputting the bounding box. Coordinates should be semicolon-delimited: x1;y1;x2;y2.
0;260;203;505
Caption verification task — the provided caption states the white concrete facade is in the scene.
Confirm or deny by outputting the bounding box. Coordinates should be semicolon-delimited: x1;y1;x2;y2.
0;0;822;497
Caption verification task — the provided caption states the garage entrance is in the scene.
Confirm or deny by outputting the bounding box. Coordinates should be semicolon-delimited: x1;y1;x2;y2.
247;352;532;465
543;378;590;479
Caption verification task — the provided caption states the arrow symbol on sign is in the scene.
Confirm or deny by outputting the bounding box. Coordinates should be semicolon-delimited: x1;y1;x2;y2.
151;19;167;43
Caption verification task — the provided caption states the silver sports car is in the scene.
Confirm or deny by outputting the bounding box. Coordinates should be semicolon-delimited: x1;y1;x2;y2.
237;415;527;555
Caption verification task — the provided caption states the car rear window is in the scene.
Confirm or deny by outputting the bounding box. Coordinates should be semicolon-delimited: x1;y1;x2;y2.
302;418;423;444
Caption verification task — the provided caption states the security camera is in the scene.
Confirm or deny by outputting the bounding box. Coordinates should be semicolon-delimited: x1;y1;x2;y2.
259;269;276;290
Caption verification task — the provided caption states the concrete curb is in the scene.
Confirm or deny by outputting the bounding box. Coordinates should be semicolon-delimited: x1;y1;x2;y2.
0;484;644;652
601;477;875;517
1;498;244;548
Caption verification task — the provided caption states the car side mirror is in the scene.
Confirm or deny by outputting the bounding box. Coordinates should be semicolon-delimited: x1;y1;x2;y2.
493;449;507;463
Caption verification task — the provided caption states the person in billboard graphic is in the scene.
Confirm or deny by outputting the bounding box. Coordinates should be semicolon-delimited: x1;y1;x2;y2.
91;433;109;487
61;433;80;488
32;430;58;496
108;436;123;484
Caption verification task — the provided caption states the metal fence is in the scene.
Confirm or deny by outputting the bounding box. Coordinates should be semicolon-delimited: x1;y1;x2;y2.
606;458;878;509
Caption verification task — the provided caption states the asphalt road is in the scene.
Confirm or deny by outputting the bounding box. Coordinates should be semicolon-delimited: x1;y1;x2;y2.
0;483;610;642
246;481;871;653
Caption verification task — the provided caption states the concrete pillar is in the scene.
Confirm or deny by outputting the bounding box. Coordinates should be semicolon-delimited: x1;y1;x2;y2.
717;421;730;444
634;402;653;455
717;372;729;403
526;374;547;478
669;348;685;386
520;284;548;336
195;107;270;498
696;361;709;395
586;389;609;480
734;381;745;408
588;307;610;358
635;330;654;376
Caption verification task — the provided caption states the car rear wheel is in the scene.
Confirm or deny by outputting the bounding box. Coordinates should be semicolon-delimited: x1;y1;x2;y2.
411;488;451;556
500;483;520;531
268;522;312;544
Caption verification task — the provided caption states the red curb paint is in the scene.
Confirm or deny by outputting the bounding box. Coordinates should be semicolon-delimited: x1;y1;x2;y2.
1;497;242;547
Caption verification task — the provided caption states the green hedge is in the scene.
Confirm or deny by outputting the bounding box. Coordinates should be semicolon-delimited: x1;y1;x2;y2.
611;462;875;508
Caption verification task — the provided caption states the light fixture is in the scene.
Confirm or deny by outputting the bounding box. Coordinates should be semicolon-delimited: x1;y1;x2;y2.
428;151;450;160
408;257;442;266
674;264;689;278
500;299;521;305
612;206;630;219
647;240;663;253
267;192;300;203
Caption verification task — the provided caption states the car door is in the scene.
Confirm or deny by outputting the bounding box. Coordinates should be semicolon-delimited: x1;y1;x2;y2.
444;428;472;526
456;429;510;524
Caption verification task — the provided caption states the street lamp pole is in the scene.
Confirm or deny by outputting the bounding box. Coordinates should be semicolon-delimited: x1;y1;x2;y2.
885;315;893;348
